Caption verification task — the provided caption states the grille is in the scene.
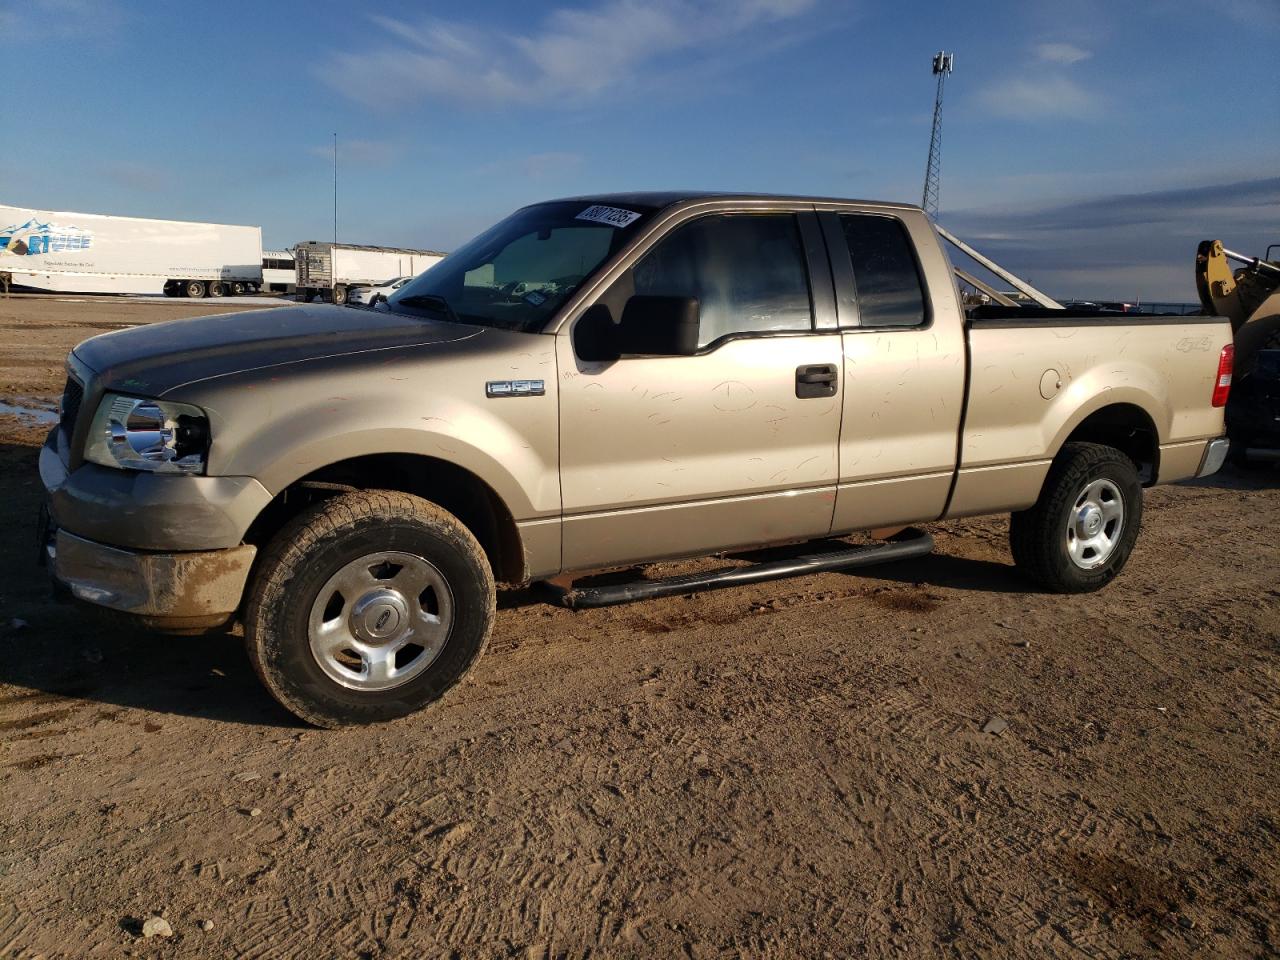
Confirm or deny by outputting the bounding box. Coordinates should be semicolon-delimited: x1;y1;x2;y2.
59;376;83;441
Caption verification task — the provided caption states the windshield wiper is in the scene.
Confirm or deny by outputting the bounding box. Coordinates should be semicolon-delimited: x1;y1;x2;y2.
394;293;461;325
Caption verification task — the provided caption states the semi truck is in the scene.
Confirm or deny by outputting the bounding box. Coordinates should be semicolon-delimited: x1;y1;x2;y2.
261;249;297;294
294;241;446;304
0;204;263;297
39;192;1232;727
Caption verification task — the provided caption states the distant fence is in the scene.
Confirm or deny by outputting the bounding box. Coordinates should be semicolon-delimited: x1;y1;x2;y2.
1061;300;1204;316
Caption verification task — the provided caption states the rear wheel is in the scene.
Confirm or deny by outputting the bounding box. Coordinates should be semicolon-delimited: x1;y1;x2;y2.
1010;442;1143;593
244;491;496;727
184;279;206;298
207;281;224;298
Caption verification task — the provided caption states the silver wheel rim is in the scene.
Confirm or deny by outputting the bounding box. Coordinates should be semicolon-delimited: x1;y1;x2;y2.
307;550;454;692
1065;478;1125;570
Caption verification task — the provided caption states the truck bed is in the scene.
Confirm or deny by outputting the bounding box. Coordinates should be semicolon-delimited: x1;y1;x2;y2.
967;305;1223;325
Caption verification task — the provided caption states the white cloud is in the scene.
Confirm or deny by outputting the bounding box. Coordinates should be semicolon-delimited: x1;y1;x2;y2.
476;152;585;180
1217;0;1280;27
1035;42;1091;64
322;0;818;108
978;75;1102;120
103;162;174;192
0;0;124;42
308;140;401;168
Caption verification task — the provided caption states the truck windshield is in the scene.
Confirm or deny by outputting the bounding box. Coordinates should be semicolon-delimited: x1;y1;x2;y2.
385;201;654;332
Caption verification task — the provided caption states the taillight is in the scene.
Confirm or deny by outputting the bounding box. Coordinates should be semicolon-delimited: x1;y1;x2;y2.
1212;343;1233;407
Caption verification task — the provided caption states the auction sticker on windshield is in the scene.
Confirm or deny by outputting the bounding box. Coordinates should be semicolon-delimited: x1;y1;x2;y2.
576;205;641;228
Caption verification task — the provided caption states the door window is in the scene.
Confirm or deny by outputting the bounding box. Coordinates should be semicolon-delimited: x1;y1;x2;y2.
838;214;928;328
631;214;813;348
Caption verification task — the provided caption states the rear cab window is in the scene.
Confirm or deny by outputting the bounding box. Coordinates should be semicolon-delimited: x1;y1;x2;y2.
837;214;929;329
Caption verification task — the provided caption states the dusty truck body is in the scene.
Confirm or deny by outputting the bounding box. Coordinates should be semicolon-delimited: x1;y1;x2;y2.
39;193;1234;726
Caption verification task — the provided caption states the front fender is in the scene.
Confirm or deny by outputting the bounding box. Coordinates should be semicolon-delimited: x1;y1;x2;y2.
188;346;561;521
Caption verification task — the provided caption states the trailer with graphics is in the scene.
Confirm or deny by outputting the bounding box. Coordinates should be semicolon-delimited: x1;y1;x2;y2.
0;204;262;297
294;241;446;305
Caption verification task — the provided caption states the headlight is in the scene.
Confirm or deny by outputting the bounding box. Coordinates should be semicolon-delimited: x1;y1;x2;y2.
83;393;210;474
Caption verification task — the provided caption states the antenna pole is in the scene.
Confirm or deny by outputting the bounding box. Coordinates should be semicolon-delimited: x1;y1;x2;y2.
922;51;954;221
333;133;338;247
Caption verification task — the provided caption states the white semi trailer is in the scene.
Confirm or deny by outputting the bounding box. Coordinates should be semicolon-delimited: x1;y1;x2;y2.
0;204;262;297
294;241;446;304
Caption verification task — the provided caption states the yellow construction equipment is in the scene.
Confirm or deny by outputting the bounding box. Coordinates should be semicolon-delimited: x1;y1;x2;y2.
1197;240;1280;459
1196;240;1280;370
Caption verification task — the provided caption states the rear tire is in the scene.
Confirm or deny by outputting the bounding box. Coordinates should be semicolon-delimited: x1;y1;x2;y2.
244;491;496;727
207;281;224;298
184;279;206;298
1010;442;1143;593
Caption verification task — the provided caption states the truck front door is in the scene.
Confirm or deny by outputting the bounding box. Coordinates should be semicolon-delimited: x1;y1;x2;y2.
556;209;844;571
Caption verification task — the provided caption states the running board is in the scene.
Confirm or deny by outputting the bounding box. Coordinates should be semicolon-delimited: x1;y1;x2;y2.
542;529;934;609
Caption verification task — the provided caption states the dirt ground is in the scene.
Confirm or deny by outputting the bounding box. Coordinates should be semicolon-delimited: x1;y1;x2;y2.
0;295;1277;959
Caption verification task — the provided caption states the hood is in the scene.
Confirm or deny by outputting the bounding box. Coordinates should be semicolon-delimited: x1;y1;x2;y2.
72;304;487;396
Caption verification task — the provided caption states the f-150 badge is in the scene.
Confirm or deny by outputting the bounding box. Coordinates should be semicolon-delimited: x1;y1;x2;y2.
486;380;545;398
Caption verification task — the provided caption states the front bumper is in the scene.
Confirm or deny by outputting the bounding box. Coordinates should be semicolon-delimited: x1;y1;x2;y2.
52;530;256;631
40;431;271;552
39;428;267;631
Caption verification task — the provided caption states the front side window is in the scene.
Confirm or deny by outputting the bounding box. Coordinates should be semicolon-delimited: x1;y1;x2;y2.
388;201;655;332
838;214;928;328
631;214;813;348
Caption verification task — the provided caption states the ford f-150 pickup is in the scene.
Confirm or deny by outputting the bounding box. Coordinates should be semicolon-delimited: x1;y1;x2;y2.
39;192;1235;726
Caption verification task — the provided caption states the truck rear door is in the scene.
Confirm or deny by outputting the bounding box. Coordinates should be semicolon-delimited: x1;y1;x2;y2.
816;208;966;531
556;208;844;570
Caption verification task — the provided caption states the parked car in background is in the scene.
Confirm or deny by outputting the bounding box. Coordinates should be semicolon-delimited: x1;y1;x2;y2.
348;276;413;306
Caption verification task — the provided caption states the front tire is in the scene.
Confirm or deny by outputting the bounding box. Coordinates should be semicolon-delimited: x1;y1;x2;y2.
245;491;496;727
333;284;348;305
1010;442;1143;593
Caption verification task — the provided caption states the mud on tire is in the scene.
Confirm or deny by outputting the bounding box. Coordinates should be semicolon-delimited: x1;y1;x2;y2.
244;490;495;727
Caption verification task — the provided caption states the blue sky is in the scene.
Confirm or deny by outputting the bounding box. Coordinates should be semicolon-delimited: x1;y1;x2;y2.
3;0;1277;300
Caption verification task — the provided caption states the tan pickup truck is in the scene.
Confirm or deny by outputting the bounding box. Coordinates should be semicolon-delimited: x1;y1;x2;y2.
40;192;1234;726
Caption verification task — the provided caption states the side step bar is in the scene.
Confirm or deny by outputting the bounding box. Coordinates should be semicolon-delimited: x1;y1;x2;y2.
542;529;934;609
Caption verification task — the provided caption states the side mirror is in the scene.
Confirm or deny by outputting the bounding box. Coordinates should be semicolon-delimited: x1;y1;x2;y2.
616;295;700;357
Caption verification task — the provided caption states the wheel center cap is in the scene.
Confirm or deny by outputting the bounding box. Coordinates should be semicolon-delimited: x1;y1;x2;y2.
351;590;408;643
1079;504;1103;536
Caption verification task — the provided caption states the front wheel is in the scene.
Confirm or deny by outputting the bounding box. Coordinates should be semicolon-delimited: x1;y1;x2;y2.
245;491;495;727
332;284;348;305
1009;442;1143;593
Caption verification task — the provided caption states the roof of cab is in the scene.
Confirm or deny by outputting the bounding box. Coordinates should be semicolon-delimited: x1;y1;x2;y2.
547;191;921;212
